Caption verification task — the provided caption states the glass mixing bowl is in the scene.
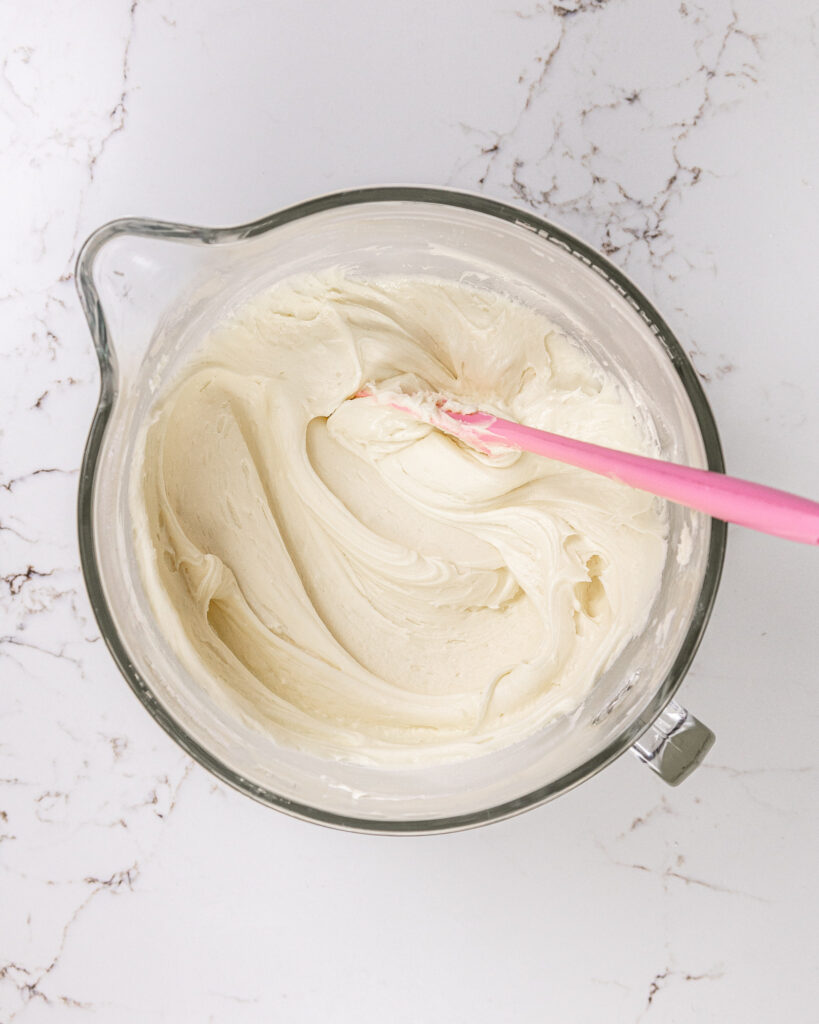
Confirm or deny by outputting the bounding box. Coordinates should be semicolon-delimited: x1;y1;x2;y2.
77;186;725;834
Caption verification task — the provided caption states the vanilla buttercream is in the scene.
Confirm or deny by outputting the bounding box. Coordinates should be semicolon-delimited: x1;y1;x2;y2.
134;272;668;764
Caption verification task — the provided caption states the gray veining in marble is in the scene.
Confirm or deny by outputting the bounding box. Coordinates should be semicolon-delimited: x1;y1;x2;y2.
1;0;817;1020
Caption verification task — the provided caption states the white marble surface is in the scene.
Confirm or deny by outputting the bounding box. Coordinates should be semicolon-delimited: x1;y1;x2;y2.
1;0;817;1020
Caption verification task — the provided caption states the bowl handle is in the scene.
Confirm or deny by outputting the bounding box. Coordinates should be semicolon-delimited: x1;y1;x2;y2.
630;700;714;786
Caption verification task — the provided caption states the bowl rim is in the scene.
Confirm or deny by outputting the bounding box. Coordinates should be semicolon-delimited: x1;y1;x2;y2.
76;184;726;835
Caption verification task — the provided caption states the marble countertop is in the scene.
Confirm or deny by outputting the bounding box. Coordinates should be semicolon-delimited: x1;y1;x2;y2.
1;0;817;1020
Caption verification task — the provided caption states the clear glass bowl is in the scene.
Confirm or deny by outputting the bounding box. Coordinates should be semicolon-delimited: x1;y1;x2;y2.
77;187;726;834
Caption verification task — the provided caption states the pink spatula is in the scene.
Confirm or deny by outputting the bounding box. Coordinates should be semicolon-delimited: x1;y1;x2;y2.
357;389;819;546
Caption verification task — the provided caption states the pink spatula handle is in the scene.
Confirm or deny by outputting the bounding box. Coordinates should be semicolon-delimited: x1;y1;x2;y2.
443;409;819;546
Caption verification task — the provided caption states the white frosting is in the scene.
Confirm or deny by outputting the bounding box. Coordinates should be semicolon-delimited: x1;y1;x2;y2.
135;272;668;765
